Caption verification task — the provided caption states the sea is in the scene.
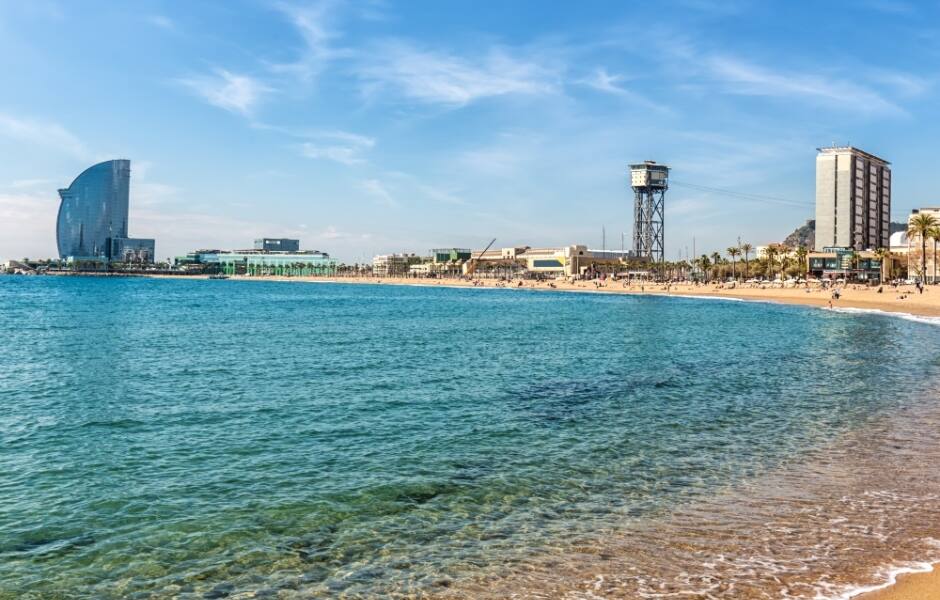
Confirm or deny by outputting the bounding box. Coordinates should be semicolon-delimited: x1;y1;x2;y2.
1;276;939;599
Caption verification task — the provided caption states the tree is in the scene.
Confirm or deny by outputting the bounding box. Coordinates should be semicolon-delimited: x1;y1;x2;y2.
795;246;808;279
930;225;940;284
698;255;711;282
727;247;740;280
873;247;890;284
764;245;778;279
741;243;753;279
908;213;937;282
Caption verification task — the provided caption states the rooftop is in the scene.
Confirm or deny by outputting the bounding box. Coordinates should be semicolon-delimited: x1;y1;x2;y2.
816;145;890;165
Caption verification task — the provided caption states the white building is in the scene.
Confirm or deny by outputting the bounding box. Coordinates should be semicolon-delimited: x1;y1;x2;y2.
814;146;891;251
372;253;422;277
888;231;909;255
907;207;940;283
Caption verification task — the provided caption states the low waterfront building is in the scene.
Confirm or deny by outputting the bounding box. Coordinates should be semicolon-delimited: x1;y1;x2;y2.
464;244;633;278
807;248;888;282
176;247;336;276
373;253;424;277
431;248;472;263
109;237;155;264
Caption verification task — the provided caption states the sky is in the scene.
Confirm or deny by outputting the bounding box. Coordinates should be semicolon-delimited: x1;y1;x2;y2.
1;0;939;263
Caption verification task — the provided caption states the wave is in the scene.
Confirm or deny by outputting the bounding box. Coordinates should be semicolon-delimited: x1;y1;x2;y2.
828;561;935;600
670;294;746;302
830;306;940;327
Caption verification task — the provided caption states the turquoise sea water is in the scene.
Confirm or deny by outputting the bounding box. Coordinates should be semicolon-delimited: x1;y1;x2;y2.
1;276;939;599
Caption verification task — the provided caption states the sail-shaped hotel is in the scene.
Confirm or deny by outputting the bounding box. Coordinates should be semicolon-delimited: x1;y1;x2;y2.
56;160;155;263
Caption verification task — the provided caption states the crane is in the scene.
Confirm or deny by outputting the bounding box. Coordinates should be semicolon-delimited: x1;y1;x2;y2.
464;238;497;277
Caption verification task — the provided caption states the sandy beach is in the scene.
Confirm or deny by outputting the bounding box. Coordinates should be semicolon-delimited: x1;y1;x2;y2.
212;274;940;319
857;566;940;600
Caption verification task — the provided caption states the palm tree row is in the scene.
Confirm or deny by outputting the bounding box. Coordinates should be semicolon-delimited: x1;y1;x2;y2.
908;213;940;283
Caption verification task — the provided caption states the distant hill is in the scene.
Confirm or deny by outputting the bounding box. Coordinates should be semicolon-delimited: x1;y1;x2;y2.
781;219;907;249
783;220;815;249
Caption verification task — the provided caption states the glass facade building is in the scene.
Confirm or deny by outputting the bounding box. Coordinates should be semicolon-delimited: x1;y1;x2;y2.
57;160;130;259
176;250;337;276
56;159;154;263
109;237;156;264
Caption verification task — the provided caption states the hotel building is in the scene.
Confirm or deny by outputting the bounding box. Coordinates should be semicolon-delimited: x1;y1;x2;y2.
814;146;891;252
56;159;155;263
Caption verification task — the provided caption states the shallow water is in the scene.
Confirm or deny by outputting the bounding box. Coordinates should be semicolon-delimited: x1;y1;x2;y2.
0;276;937;599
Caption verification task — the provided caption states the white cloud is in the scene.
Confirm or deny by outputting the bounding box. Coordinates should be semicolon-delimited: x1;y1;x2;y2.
146;14;174;30
9;178;51;189
579;68;671;113
705;56;903;115
269;1;348;82
177;69;272;116
0;191;59;260
866;70;930;97
0;113;89;159
358;41;559;106
298;130;375;165
862;0;915;15
360;178;397;207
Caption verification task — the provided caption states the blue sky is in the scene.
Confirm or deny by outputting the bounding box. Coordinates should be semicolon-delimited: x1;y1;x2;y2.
1;0;938;262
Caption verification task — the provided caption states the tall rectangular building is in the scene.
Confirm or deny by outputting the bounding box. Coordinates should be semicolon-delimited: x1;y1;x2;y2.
814;146;891;251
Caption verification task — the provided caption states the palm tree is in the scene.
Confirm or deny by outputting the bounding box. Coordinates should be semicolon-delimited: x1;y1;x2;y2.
698;255;711;283
764;245;778;279
727;247;740;280
741;243;753;279
929;225;940;284
873;247;889;284
795;246;808;280
909;213;937;283
709;251;719;277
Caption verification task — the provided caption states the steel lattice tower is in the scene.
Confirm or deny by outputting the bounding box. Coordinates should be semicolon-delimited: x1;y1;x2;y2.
630;161;669;264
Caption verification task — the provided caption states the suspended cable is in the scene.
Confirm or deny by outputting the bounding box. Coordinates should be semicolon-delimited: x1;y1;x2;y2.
670;180;813;208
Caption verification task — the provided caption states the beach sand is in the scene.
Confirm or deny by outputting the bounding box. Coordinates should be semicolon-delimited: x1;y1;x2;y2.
225;274;940;319
857;566;940;600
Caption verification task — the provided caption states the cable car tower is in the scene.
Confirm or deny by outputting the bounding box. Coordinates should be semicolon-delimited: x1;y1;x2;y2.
630;161;669;264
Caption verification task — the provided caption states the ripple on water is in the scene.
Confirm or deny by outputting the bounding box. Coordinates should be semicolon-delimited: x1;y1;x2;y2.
0;276;938;599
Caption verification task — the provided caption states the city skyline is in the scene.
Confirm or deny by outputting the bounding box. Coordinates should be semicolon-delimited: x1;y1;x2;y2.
2;1;939;262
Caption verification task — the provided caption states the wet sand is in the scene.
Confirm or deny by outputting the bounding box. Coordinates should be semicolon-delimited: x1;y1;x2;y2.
858;566;939;600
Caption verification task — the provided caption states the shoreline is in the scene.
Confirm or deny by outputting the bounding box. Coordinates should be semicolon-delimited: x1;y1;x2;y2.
852;563;939;600
210;274;940;320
